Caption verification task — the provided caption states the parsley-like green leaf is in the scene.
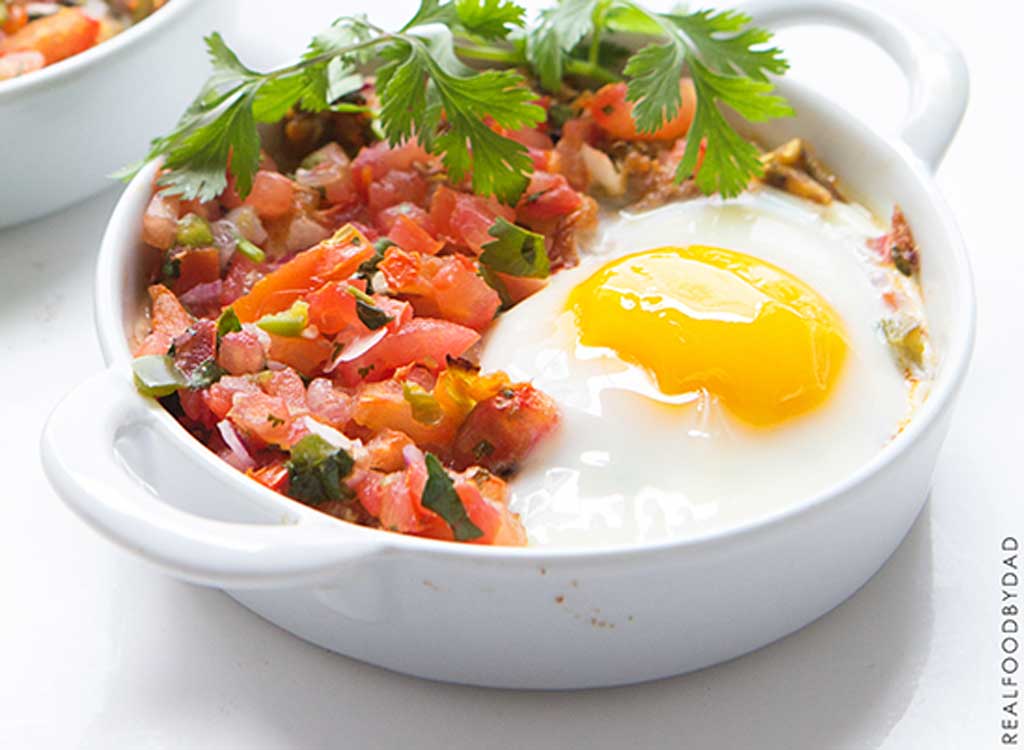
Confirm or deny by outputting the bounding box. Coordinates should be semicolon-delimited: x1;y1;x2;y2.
287;434;355;505
216;307;242;342
480;217;550;278
186;358;226;390
527;0;601;91
618;5;791;197
665;9;788;82
347;286;393;330
454;0;525;40
422;453;483;541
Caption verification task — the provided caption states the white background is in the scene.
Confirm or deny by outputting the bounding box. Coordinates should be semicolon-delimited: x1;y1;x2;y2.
1;0;1019;747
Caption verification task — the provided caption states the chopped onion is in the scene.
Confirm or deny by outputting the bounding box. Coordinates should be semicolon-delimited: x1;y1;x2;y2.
284;214;331;254
217;420;255;471
226;205;268;245
323;328;387;372
300;416;359;453
581;144;626;196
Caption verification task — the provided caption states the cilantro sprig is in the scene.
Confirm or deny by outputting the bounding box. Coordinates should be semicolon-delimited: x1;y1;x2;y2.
126;0;791;203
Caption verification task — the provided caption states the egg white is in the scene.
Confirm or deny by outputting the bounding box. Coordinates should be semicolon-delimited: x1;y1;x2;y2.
480;187;912;548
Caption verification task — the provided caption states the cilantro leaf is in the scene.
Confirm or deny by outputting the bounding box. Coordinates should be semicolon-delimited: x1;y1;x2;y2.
527;0;600;91
401;0;456;32
665;9;788;82
422;453;483;541
480;217;550;278
676;57;792;197
216;307;242;342
186;358;226;390
346;287;393;330
454;0;525;40
287;434;355;505
618;5;792;197
377;39;544;203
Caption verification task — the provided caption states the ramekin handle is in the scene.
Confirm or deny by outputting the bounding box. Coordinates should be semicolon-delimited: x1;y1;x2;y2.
41;367;384;589
743;0;969;170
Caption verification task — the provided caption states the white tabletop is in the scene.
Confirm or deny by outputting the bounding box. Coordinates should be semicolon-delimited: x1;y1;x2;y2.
1;0;1015;747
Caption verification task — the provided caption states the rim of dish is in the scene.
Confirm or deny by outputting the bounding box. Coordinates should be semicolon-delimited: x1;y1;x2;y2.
94;76;977;564
0;0;204;99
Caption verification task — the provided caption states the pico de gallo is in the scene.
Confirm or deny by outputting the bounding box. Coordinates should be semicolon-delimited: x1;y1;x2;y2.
0;0;166;81
128;72;731;546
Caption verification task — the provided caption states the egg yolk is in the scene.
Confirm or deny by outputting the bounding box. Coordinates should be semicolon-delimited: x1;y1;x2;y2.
567;246;848;426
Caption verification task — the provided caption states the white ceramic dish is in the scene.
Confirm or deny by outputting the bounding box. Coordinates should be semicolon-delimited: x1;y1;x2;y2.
41;0;973;689
0;0;235;229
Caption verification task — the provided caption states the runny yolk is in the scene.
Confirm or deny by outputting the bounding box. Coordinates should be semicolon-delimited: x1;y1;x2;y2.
567;245;848;426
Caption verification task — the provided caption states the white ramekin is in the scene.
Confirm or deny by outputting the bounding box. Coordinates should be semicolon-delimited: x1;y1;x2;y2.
41;0;973;689
0;0;235;228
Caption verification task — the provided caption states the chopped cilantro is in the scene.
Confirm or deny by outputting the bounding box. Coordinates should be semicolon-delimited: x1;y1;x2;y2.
422;453;483;541
287;434;356;505
480;217;550;279
347;286;393;330
216;307;242;342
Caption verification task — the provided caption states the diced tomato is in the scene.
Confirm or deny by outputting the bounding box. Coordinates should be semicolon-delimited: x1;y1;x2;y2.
429;186;514;255
306;280;411;338
220;254;269;307
243;170;297;221
554;117;598;191
306;281;358;335
231;224;373;322
367;170;429;215
266;333;333;377
360;429;415;473
172;246;221;295
170;319;217;382
429;254;501;331
228;391;294;446
250;461;290;493
590;80;697;141
351;140;434;192
332;317;480;386
217;329;266;375
379;247;500;331
295;144;358;207
203;375;260;420
452;383;560;474
495;272;547;305
142;192;180;250
178;388;217;430
453;470;526;546
134;284;193;356
1;4;28;35
178;198;222;223
516;171;583;222
387;214;443;256
306;378;354;429
179;280;224;319
0;8;99;65
352;377;458;451
375;202;432;234
262;369;308;415
502;125;554;151
352;445;449;537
